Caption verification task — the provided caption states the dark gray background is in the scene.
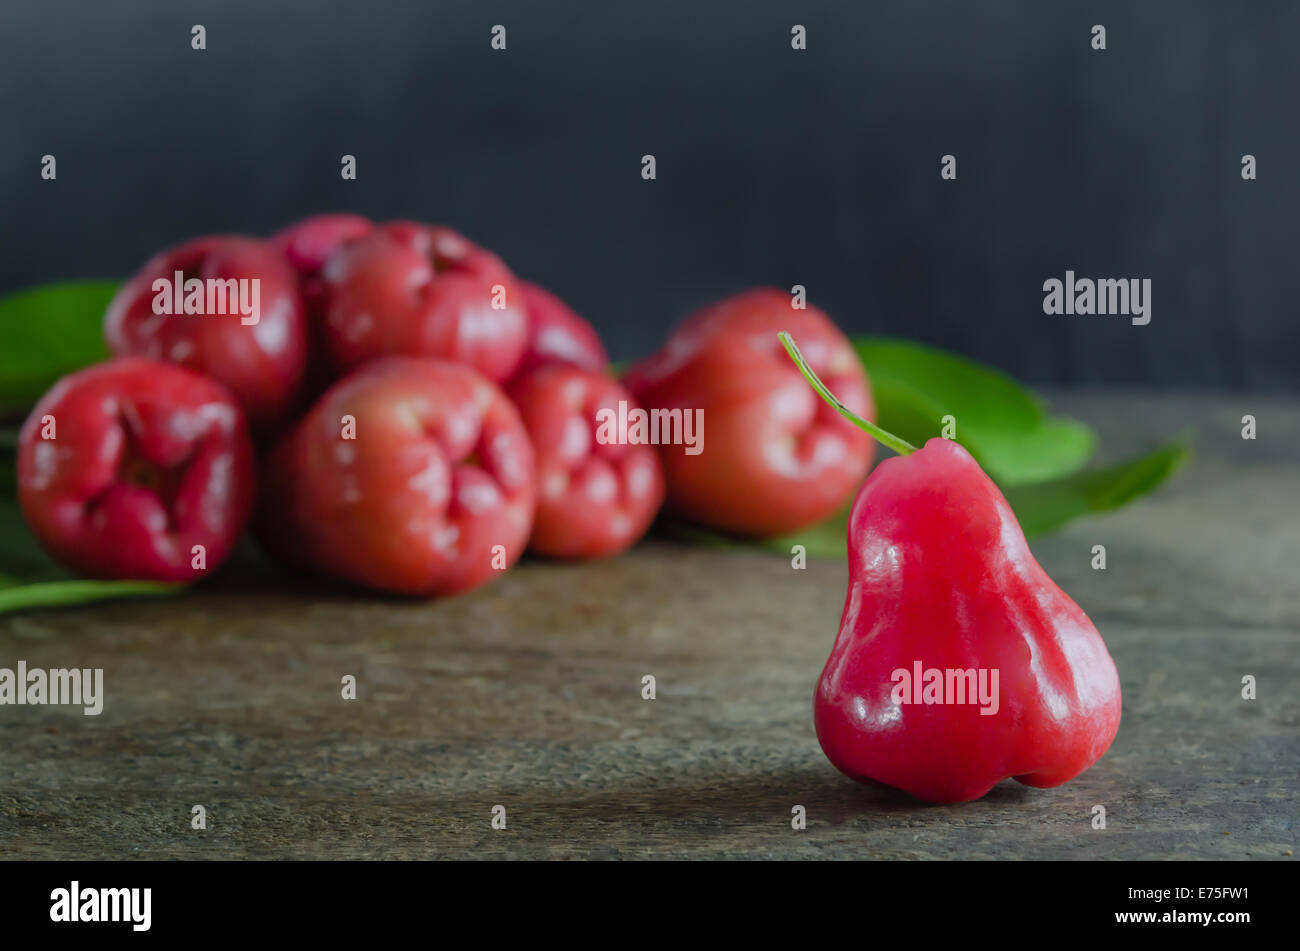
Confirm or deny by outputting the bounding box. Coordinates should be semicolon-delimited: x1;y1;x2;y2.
1;0;1295;390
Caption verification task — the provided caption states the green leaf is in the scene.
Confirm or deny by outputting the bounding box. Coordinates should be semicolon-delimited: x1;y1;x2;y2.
0;280;118;414
0;579;180;615
854;337;1095;485
0;496;182;616
1001;440;1191;538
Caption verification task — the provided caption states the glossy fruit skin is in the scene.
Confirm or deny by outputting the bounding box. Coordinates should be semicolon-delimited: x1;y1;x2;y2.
104;235;308;433
511;282;609;380
508;365;663;559
271;214;376;410
318;222;528;384
259;356;536;597
17;358;256;582
815;438;1122;804
271;213;374;280
623;288;874;537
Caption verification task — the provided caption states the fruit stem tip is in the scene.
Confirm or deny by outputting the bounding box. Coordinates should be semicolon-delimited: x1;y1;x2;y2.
778;331;916;456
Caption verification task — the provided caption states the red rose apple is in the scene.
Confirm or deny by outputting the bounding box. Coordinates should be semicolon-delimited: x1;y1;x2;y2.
318;222;528;383
271;213;377;406
104;235;307;432
17;358;256;582
271;213;374;280
259;356;536;596
508;364;663;558
623;288;874;537
511;282;609;380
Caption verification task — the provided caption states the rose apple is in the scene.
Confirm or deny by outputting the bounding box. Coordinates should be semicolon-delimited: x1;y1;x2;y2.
508;364;663;558
17;358;256;582
104;235;307;432
318;222;528;383
259;357;535;596
271;213;376;406
511;282;609;380
272;213;374;280
623;288;873;537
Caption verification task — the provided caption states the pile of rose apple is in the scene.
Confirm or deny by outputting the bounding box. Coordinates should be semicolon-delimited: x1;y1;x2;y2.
17;216;873;595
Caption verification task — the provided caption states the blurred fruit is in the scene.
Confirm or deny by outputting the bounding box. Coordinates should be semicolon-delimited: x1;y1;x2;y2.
272;213;374;280
271;213;376;408
508;364;663;558
17;358;256;582
259;356;535;596
624;288;874;537
511;281;609;380
318;222;528;383
105;235;307;432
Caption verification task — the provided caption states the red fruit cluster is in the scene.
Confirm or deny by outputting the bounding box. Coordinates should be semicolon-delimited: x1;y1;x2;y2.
18;214;873;595
26;214;745;594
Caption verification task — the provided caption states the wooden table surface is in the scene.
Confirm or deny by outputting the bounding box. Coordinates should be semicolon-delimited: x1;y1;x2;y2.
1;392;1296;860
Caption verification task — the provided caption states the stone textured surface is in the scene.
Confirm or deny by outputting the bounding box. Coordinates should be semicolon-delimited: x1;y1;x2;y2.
0;392;1296;859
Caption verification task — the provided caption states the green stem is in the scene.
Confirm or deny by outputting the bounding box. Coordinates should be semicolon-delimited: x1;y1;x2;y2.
778;331;917;456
